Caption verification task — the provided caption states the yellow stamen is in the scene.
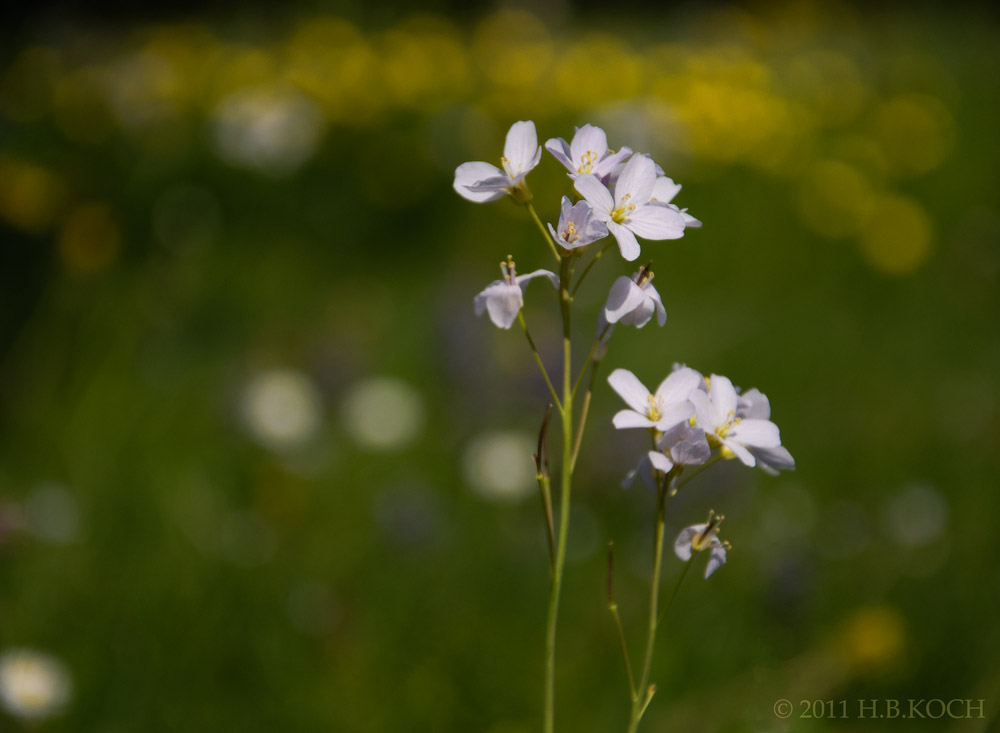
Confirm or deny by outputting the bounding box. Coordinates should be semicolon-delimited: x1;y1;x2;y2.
561;221;580;244
578;150;598;174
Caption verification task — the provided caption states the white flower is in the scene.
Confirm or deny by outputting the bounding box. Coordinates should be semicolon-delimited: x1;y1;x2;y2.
736;388;795;474
474;256;557;329
650;176;702;229
599;267;666;334
544;123;632;183
608;366;700;431
674;512;729;579
547;196;608;251
622;422;711;489
454;120;542;203
574;155;686;261
689;375;783;467
0;648;72;721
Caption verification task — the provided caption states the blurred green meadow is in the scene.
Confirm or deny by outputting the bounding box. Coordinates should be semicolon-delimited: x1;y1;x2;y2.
1;1;998;730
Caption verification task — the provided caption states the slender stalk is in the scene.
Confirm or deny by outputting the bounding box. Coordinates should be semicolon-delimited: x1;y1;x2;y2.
526;202;562;263
571;324;611;400
543;253;574;733
607;542;636;699
518;312;563;414
571;240;613;296
626;480;672;733
657;559;693;627
570;359;600;471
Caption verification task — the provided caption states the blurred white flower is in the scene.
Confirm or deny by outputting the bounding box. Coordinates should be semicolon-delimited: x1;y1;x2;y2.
241;369;323;451
474;255;557;329
735;388;796;474
211;84;324;175
341;377;425;451
454;120;541;203
23;483;79;543
0;648;71;721
462;431;535;502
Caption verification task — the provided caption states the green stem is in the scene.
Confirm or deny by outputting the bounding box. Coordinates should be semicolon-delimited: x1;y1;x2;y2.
527;202;562;263
571;239;613;297
626;479;674;733
518;312;563;414
543;253;574;733
571;324;611;400
570;358;600;471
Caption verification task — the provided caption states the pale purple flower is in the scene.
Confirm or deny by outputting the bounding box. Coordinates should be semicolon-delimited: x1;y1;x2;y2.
454;121;542;203
544;123;632;183
689;374;784;467
547;196;608;251
473;256;557;329
574;155;686;261
607;366;701;431
622;422;711;489
674;512;729;579
650;176;702;229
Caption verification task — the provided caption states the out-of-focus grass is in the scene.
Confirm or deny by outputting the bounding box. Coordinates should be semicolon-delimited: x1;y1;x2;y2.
0;2;998;731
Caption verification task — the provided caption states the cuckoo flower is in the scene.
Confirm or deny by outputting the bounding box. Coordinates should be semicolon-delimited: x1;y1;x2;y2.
674;511;730;579
474;256;557;329
736;388;796;475
623;422;711;490
574;155;686;261
689;374;783;467
608;366;701;431
650;176;702;229
598;266;666;335
454;121;542;204
544;123;632;183
547;196;608;252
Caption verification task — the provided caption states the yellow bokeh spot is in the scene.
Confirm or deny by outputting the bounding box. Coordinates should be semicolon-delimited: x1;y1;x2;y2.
797;159;874;239
473;10;552;89
838;606;906;673
378;16;471;109
58;203;122;274
858;193;932;276
553;34;644;110
0;158;68;234
873;94;953;176
53;66;115;145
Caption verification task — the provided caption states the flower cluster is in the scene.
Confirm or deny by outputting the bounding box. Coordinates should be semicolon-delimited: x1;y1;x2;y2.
455;119;791;732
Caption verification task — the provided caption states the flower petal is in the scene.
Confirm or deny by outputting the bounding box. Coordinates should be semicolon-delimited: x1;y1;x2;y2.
704;543;727;579
689;389;722;431
454;162;506;202
544;137;573;171
650;176;682;204
674;524;706;561
569;124;609;171
627;204;686;240
503;120;539;174
709;375;738;418
604;277;647;324
608;222;640;261
721;437;756;466
612;409;657;429
728;418;781;449
655;367;704;406
574;174;614;216
614;154;656;205
515;269;559;291
737;388;771;419
474;281;523;329
648;450;674;474
593;146;632;179
750;445;796;473
654;400;695;432
607;368;652;413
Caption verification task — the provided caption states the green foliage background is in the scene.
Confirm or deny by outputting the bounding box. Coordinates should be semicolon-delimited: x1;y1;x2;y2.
1;2;998;730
